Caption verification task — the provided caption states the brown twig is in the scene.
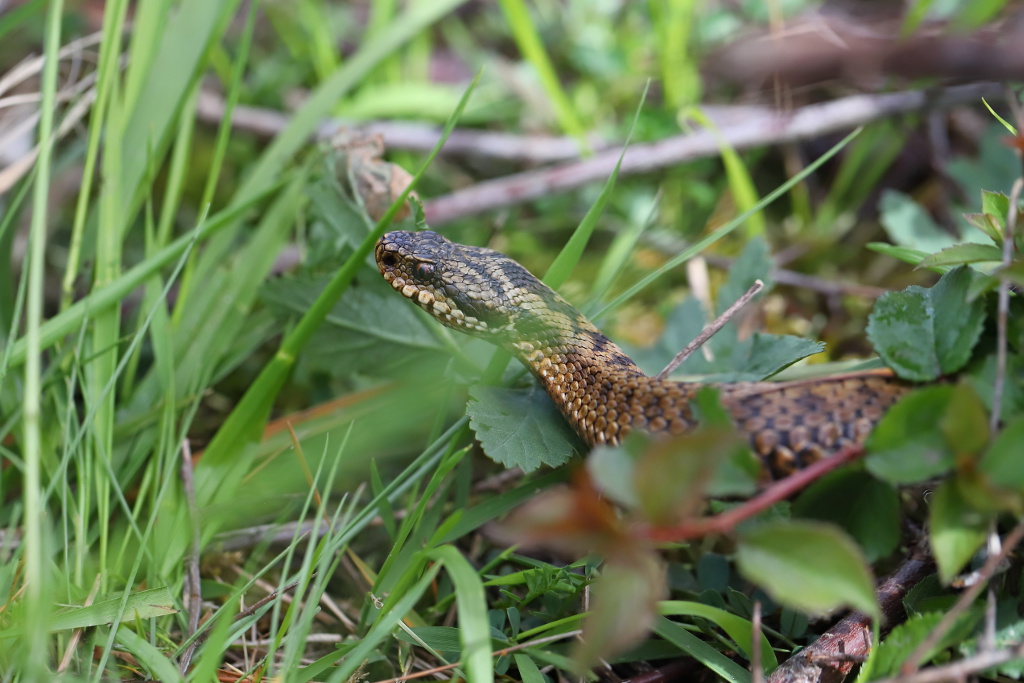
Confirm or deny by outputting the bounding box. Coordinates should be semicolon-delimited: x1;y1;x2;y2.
655;280;764;380
641;444;865;543
195;90;610;164
178;439;203;674
901;519;1024;676
422;83;1003;225
767;539;934;683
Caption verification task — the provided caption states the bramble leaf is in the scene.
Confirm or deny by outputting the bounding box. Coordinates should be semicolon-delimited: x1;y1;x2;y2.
866;266;984;380
467;384;579;472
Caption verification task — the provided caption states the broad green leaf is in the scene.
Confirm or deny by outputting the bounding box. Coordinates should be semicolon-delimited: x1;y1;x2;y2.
973;416;1024;513
938;382;990;457
514;653;546;683
793;471;900;562
866;266;984;380
918;243;1003;269
659;601;778;671
737;520;878;619
49;587;177;632
879;190;965;254
928;267;986;373
929;480;990;585
467;384;579;472
865;386;956;484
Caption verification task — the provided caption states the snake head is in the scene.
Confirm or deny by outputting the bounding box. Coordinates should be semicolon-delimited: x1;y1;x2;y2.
375;230;526;340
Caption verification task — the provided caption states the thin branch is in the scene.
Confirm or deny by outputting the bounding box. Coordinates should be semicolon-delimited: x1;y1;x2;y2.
422;83;1004;225
194;90;610;164
900;519;1024;676
655;280;764;380
990;175;1023;434
641;444;865;543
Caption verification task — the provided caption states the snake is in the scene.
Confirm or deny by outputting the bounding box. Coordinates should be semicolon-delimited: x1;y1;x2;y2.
374;230;912;479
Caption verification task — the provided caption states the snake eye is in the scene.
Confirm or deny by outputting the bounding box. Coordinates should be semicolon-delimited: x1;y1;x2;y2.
414;262;435;280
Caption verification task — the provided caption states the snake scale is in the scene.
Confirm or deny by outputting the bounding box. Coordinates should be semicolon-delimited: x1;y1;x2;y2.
375;230;912;479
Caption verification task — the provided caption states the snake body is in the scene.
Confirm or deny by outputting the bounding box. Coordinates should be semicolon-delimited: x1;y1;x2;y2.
375;230;911;479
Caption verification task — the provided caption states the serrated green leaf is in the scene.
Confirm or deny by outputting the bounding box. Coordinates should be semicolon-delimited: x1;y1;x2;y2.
862;609;982;680
717;237;773;316
736;520;878;619
467;384;579;472
918;242;1003;268
930;480;991;585
939;383;990;457
980;190;1011;225
793;471;900;562
929;267;986;373
866;286;939;380
865;386;956;484
963;212;1003;244
866;267;984;380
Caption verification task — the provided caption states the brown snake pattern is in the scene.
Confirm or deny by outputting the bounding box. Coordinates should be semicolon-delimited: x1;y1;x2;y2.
375;230;912;479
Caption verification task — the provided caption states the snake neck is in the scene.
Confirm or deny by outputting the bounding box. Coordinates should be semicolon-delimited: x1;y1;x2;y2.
503;317;701;446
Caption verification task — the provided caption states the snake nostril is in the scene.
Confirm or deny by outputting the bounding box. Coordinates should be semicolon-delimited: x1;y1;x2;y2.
379;252;398;268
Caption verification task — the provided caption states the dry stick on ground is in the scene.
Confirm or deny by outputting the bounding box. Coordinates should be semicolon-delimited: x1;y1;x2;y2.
195;91;609;165
178;439;204;674
641;444;865;543
422;83;1003;225
655;280;764;380
900;519;1024;676
766;540;935;683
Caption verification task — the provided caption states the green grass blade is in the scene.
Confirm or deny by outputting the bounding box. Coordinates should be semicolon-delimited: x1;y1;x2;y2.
543;84;650;289
19;0;63;675
195;73;481;502
594;127;863;319
496;0;588;149
427;545;494;683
